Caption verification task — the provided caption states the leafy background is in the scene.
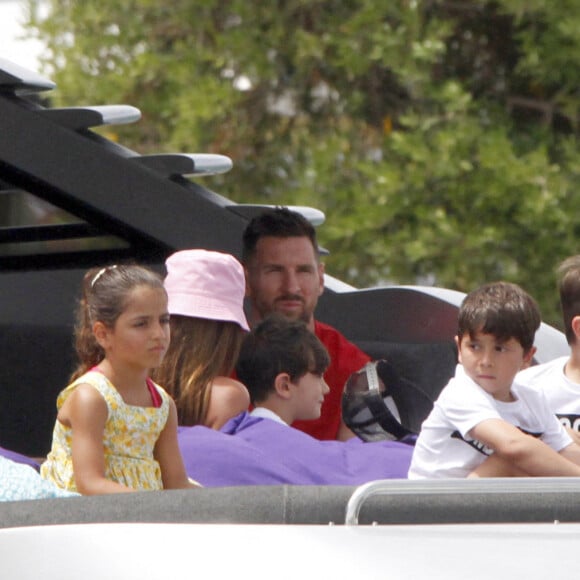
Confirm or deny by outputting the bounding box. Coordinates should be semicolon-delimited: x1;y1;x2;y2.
24;0;580;328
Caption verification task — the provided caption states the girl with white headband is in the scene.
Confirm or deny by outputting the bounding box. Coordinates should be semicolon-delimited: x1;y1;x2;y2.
41;265;197;494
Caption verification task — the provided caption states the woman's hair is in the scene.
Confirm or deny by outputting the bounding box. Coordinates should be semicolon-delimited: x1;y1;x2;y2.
152;315;245;426
70;264;165;381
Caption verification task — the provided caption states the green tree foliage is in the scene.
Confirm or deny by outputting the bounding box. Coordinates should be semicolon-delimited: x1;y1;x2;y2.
25;0;580;327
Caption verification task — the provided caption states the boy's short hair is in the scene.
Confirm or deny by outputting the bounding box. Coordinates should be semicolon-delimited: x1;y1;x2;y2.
458;281;541;352
241;207;319;264
557;255;580;345
236;314;330;404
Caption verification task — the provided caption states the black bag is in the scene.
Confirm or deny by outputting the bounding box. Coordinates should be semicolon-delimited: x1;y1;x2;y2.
342;359;435;442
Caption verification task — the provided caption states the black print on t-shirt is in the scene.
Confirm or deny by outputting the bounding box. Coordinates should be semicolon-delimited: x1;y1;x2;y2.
451;427;542;456
556;414;580;432
451;431;493;456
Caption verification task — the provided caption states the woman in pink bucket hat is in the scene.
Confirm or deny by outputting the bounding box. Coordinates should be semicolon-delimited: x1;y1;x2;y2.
153;249;250;429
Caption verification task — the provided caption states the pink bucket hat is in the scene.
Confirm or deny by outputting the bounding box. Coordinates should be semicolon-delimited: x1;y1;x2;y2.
164;249;250;331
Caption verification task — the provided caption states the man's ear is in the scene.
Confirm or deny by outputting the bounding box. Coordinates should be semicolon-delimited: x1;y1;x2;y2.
317;261;325;297
93;321;110;350
244;266;253;298
273;372;292;400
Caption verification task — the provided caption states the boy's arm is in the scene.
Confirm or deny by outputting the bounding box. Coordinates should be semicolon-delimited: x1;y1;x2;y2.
564;427;580;447
558;441;580;466
468;454;527;478
469;418;580;477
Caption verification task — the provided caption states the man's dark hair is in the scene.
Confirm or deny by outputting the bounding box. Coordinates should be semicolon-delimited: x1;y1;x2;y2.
241;207;319;264
236;314;330;404
457;281;541;353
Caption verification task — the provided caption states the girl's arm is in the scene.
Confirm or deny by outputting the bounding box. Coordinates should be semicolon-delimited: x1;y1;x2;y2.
64;384;134;495
154;399;199;489
469;418;580;477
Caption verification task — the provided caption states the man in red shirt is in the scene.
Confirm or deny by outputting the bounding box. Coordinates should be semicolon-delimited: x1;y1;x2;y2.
242;208;371;440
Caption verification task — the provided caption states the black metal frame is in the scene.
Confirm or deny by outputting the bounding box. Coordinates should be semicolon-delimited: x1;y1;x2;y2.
0;61;248;272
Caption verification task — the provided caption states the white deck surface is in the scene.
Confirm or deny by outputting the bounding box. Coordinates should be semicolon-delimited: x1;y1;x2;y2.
2;521;579;579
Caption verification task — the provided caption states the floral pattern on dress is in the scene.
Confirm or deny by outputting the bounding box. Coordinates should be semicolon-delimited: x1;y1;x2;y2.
41;371;170;492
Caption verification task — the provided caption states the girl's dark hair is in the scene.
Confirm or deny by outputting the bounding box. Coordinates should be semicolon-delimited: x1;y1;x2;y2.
152;315;245;426
236;314;330;404
70;264;165;381
458;281;541;353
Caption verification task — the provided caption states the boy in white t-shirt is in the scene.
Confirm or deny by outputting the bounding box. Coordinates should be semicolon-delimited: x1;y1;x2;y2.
517;255;580;444
408;281;580;479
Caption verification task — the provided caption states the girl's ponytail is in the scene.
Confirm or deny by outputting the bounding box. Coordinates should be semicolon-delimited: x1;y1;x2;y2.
70;268;106;381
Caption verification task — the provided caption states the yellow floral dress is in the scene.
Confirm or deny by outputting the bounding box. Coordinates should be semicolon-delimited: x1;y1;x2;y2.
41;371;170;492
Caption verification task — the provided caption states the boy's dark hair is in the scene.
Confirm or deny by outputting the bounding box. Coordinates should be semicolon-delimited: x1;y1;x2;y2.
236;314;330;404
558;255;580;345
458;281;541;352
241;207;319;264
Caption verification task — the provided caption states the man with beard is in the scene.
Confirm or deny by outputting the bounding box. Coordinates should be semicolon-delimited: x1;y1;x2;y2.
242;207;370;440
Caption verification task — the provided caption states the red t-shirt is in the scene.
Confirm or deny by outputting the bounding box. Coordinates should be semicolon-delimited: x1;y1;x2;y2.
291;320;371;440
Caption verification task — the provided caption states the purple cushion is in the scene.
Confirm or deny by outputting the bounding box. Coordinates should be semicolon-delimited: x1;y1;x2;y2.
179;412;412;486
